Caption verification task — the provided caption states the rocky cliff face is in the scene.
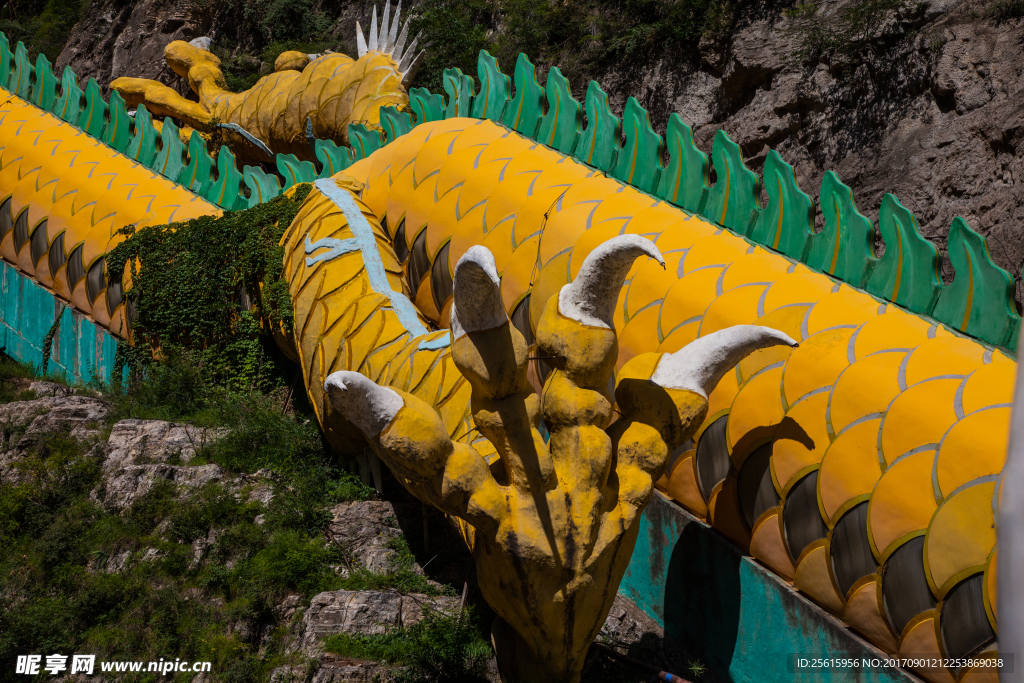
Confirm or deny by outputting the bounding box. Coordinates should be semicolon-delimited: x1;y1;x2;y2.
612;0;1024;295
54;0;1024;299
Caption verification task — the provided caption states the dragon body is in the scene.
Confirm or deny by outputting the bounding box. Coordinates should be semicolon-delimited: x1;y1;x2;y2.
0;22;1014;683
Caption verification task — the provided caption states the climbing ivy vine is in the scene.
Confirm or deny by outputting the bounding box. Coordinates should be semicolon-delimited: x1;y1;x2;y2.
107;185;312;391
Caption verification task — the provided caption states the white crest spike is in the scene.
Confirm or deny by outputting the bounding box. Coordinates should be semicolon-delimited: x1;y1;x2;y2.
368;6;379;52
397;33;421;71
393;18;410;60
385;0;401;53
356;21;368;57
324;371;403;440
451;246;506;337
400;49;426;88
380;1;391;52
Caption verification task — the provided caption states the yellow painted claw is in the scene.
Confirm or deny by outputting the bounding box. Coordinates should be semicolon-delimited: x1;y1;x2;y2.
325;237;795;683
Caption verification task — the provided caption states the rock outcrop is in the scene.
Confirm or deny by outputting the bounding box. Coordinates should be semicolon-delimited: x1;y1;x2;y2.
54;0;1024;302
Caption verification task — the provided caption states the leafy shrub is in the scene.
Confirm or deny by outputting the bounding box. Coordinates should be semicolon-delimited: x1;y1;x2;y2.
0;0;89;61
787;0;915;71
410;0;735;94
324;609;492;683
107;186;312;393
989;0;1024;20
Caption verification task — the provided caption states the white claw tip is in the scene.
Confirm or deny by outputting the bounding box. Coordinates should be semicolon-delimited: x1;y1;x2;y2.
651;325;798;399
451;245;507;337
324;371;404;439
558;234;664;329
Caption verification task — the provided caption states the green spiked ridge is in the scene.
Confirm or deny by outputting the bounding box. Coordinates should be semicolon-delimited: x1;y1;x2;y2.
0;32;1019;350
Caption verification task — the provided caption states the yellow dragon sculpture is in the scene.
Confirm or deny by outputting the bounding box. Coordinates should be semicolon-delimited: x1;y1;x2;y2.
109;1;422;164
0;14;1016;682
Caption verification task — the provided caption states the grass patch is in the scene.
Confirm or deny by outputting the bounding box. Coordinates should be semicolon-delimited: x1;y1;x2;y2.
324;609;492;683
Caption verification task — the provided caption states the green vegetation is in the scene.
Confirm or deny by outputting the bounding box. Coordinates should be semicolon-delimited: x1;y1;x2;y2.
0;355;40;404
689;659;707;678
212;0;344;92
0;354;382;681
107;185;311;394
324;609;492;682
786;0;916;72
0;0;89;61
989;0;1024;20
410;0;736;94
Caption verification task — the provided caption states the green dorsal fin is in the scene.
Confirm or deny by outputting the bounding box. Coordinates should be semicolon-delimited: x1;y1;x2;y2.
79;78;108;138
206;146;244;210
102;90;132;153
807;171;875;287
610;97;663;194
53;67;84;125
0;33;11;88
573;81;620;172
537;67;581;155
656;113;708;213
502;53;544;139
8;41;32;98
30;53;57;112
276;153;317;189
750;150;815;260
127;104;160;168
380;105;413;143
933;217;1020;348
471;50;510;121
348;123;383;160
153;118;186;182
409;87;445;125
243;166;282;208
178;131;213;194
443;67;475;119
701;130;760;235
315;138;353;178
866;194;942;315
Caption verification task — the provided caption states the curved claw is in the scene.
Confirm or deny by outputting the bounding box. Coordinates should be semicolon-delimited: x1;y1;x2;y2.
324;371;404;440
451;245;507;337
651;325;798;399
558;234;664;329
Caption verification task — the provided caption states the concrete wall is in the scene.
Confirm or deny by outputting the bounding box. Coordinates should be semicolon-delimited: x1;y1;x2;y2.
0;261;119;383
620;492;920;683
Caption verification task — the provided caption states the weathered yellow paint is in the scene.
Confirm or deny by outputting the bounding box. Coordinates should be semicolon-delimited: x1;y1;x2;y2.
749;507;796;579
899;612;956;683
924;481;996;599
793;539;844;613
842;575;899;652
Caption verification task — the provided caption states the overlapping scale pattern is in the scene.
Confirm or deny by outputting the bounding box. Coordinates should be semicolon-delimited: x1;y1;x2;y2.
330;118;1010;682
0;95;220;334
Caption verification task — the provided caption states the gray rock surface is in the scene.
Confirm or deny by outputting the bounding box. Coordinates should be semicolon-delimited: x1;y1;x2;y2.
102;461;225;509
103;419;225;471
327;500;404;572
0;396;110;482
299;590;461;656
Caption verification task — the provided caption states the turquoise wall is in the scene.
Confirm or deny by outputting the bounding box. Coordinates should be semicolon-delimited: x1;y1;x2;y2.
620;493;917;683
0;260;119;383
